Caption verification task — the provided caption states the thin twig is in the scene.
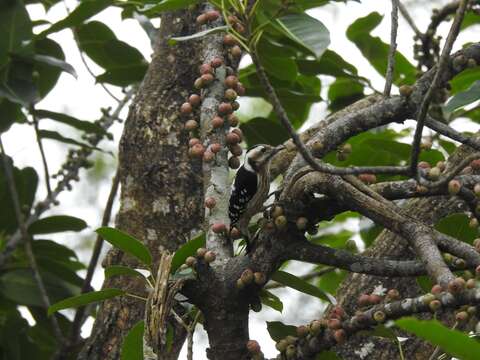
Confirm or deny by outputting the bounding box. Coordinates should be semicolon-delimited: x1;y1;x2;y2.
0;136;64;343
410;0;468;176
30;105;52;198
187;311;201;360
398;1;422;37
68;169;120;345
384;0;399;97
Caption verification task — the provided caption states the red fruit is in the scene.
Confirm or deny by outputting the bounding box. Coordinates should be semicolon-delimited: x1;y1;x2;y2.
236;82;246;96
225;75;239;88
358;294;370;307
229;144;243;157
241;268;254;284
471;159;480;170
386;289;400;300
189;138;200;147
448;277;466;294
188;94;201;107
333;329;346;344
211;116;224;129
229;156;240;169
184;119;198;131
196;13;208;25
358;173;377;184
194;77;204;89
369;294;382;304
225;89;238;101
210;143;222;154
327;318;341;330
296;325;309;338
185;256;197;267
246;340;260;354
231;128;243;141
418;161;431;169
231;45;242;59
211;57;223;68
205;10;220;22
431;284;443;294
228;114;239;127
180;102;193;115
203;150;214;162
230;227;241;239
254;272;266;285
448;180;461;195
218;102;233;115
204;251;216;263
233;22;245;34
476;265;480;276
200;63;213;75
196;247;207;258
223;34;237;46
201;73;214;84
226;132;240;145
331;306;345;319
190;143;205;158
211;223;227;233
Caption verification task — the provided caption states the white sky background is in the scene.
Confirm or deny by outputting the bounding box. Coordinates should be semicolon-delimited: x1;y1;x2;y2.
4;0;479;358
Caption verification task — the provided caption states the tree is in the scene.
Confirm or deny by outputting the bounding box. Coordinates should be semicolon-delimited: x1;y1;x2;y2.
1;0;480;359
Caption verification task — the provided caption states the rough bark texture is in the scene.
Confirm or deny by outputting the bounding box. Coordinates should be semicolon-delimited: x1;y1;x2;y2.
332;144;479;359
79;10;203;360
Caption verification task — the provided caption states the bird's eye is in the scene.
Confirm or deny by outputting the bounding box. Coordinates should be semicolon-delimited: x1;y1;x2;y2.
261;147;266;153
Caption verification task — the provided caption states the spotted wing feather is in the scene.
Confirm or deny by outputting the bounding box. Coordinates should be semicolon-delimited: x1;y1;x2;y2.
229;166;257;225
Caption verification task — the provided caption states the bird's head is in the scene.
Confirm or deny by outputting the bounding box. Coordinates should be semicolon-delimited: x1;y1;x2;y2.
244;144;284;172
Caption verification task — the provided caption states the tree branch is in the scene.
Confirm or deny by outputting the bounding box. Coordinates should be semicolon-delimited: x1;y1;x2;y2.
410;0;468;175
384;0;399;97
0;136;64;343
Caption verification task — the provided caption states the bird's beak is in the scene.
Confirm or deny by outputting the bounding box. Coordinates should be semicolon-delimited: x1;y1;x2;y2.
266;144;285;161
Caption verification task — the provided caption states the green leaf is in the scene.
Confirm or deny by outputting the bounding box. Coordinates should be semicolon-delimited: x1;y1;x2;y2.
444;80;480;112
0;98;26;133
435;213;477;245
347;12;416;85
140;0;199;16
121;320;144;360
0;57;38;106
33;38;67;99
28;215;87;235
38;129;101;150
276;13;330;59
0;269;77;307
315;351;341;360
259;54;298;82
96;64;148;87
461;12;480;30
0;0;32;68
48;288;125;315
328;77;364;111
34;109;107;135
32;54;77;79
0;162;38;234
260;289;283;313
105;266;147;280
169;26;228;45
297;49;358;78
38;0;113;37
396;317;480;360
77;21;145;69
266;321;296;342
271;270;334;303
449;67;480;94
240;117;290;147
171;233;205;273
96;227;153;266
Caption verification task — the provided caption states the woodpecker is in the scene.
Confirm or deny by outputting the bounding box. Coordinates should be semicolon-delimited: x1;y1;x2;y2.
229;144;283;249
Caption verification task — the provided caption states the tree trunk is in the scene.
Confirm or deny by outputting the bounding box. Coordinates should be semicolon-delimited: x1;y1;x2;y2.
79;9;203;360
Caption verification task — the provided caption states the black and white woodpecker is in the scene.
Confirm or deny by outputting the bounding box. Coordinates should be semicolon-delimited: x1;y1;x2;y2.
228;144;284;249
